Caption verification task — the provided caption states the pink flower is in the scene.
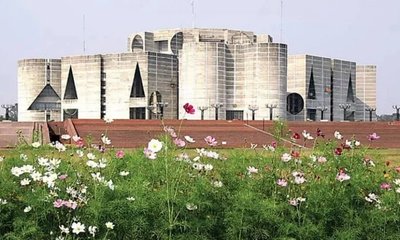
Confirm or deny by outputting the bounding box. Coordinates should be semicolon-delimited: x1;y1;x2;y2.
63;200;77;209
183;103;195;114
143;148;157;160
336;169;351;182
163;126;177;138
334;147;343;156
380;182;391;190
53;199;64;208
58;174;68;180
204;136;217;146
291;133;301;140
116;150;125;159
173;138;186;147
368;133;380;141
276;179;288;187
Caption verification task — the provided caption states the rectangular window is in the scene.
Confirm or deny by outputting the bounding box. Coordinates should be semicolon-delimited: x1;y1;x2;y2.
226;110;243;120
129;107;146;119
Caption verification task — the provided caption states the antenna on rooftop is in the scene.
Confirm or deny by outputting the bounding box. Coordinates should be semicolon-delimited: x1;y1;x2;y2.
191;0;196;28
280;0;283;42
83;14;86;54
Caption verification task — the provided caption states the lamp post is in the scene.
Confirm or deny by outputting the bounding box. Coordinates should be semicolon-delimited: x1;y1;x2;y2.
338;104;351;121
317;106;328;121
365;107;376;122
248;105;259;120
198;106;208;120
1;104;13;121
146;106;155;120
265;104;277;120
211;103;223;120
393;105;400;121
158;102;168;119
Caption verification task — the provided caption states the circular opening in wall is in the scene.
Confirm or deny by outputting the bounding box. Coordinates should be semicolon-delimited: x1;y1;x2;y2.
287;93;304;115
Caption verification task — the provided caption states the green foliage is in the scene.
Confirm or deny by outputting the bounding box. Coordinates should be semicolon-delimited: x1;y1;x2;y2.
0;129;399;239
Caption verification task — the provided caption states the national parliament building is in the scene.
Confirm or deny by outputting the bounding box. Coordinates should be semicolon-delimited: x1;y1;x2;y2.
18;28;376;122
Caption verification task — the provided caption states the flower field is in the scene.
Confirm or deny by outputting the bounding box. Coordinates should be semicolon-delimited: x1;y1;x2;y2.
1;118;399;239
0;105;399;239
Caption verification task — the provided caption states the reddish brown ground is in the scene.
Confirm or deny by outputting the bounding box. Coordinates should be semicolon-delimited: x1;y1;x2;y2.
1;120;399;149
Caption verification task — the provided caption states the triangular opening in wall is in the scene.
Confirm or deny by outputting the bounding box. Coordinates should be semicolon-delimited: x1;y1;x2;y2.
307;66;316;99
130;63;145;98
346;74;354;102
64;66;78;100
28;84;61;110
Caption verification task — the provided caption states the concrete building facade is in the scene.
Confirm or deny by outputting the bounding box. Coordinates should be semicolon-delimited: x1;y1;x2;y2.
288;55;358;121
17;28;376;122
356;65;377;121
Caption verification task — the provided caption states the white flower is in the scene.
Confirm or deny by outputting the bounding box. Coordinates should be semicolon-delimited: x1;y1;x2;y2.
54;141;66;152
184;135;195;143
59;225;70;234
127;197;136;201
192;163;204;170
61;134;71;140
0;156;4;162
38;157;49;166
186;203;198;211
354;140;361;146
394;179;400;186
42;172;58;188
297;197;306;202
71;222;85;234
105;222;114;229
101;135;111;145
281;153;292;162
20;164;34;173
212;180;223;188
302;130;314;140
336;173;351;182
334;131;343;140
21;178;31;186
20;154;28;161
204;164;213;171
72;135;81;142
32;141;41;148
24;206;32;212
247;166;258;175
147;139;163;153
30;171;42;181
91;172;105;182
98;158;107;168
250;143;258;149
87;160;98;168
119;171;130;176
317;156;327;163
87;153;96;160
76;150;84;157
221;141;227;145
294;176;306;184
192;156;200;162
88;226;97;237
0;198;7;205
104;116;114;123
11;167;24;177
106;180;114;190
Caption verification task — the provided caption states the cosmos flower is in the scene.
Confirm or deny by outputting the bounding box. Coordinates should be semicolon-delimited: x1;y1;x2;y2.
334;131;343;140
368;133;380;141
115;150;125;159
174;138;186;147
204;136;217;146
247;166;258;175
105;222;114;230
32;142;41;148
147;139;163;153
183;103;195;114
276;178;288;187
71;222;85;235
184;135;195;143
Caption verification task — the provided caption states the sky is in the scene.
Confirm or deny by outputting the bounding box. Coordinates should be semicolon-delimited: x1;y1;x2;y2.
0;0;399;115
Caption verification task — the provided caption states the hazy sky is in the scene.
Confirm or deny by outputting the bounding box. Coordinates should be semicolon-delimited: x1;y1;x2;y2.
1;0;399;115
